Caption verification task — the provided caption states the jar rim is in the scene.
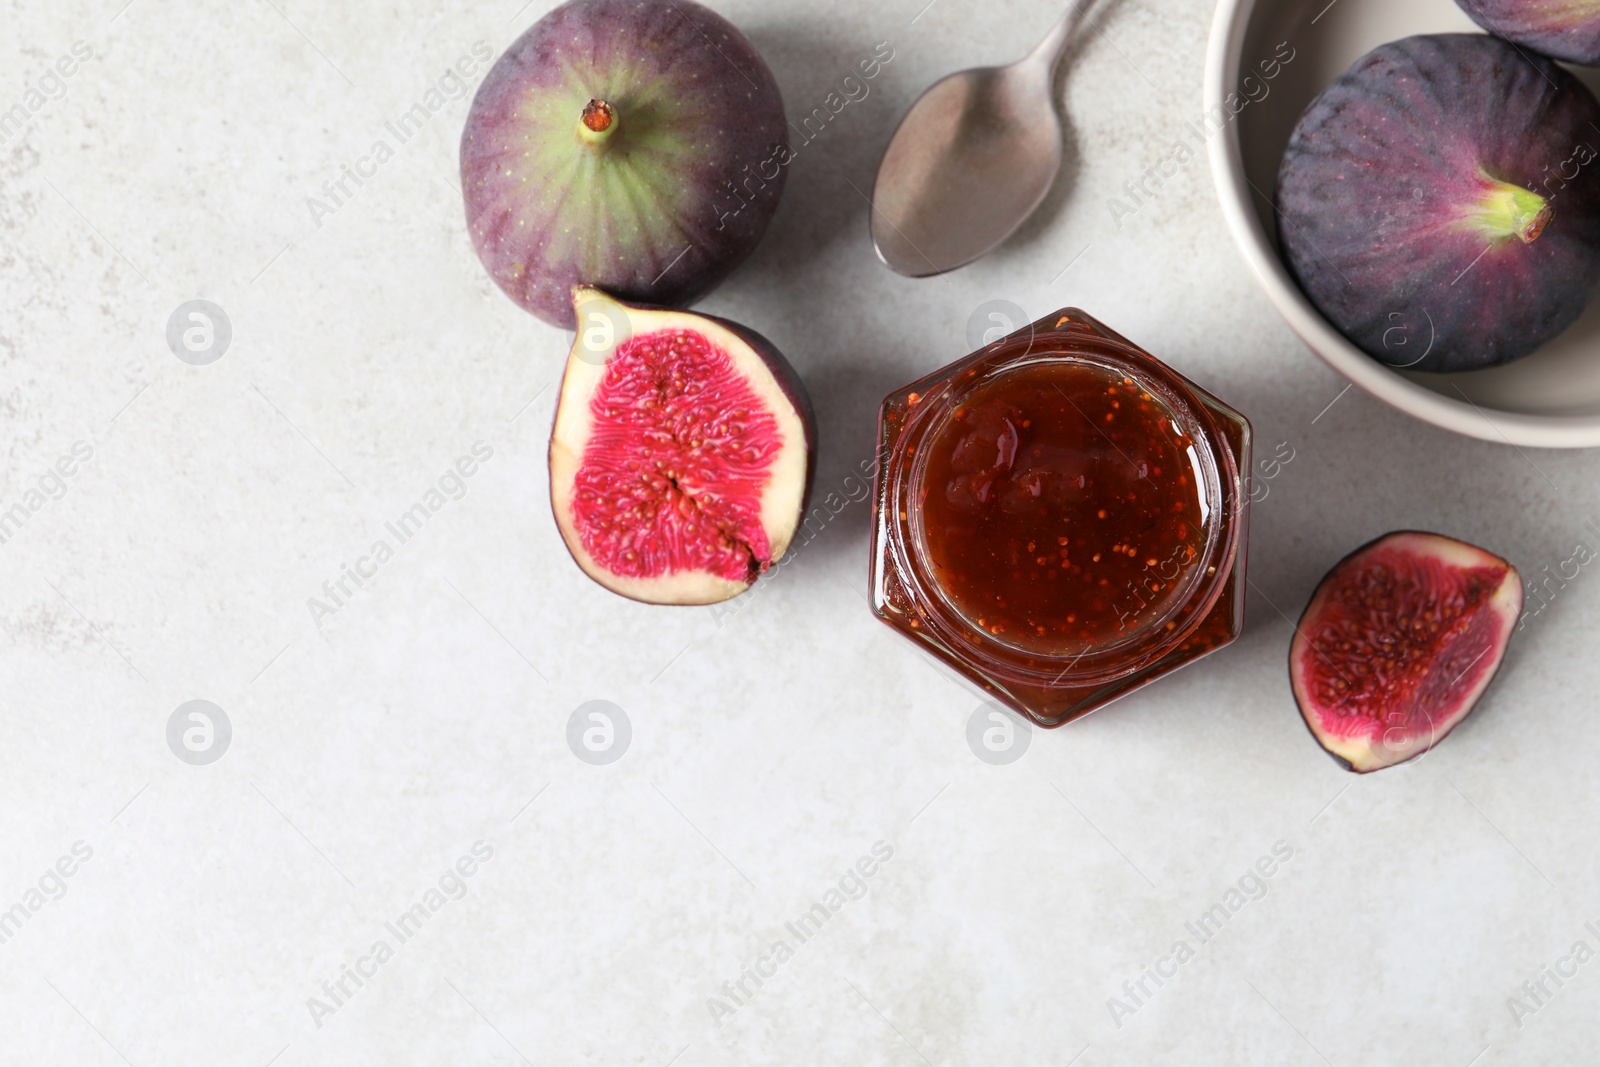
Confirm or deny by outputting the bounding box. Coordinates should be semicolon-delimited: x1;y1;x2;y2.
882;322;1243;688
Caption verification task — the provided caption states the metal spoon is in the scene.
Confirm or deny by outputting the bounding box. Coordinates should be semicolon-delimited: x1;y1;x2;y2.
870;0;1097;277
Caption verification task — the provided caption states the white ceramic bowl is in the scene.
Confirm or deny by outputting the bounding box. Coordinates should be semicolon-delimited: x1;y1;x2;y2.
1206;0;1600;447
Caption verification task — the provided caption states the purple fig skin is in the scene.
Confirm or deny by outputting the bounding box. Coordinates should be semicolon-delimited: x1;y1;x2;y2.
1276;34;1600;372
461;0;789;329
1456;0;1600;64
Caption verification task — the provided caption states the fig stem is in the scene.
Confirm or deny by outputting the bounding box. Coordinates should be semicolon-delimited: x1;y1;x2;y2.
578;99;618;146
1465;178;1552;244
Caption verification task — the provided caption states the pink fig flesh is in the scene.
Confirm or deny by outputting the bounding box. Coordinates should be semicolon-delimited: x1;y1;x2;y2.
1289;531;1522;773
550;288;815;605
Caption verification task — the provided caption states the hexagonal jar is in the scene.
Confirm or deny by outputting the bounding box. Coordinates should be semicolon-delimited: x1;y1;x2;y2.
869;309;1252;727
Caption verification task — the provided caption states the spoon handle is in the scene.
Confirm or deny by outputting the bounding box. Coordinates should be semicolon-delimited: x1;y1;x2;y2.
1025;0;1099;75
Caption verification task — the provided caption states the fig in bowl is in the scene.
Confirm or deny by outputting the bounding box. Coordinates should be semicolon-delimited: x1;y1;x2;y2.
1276;33;1600;372
549;289;816;606
1455;0;1600;64
461;0;789;328
1290;531;1522;773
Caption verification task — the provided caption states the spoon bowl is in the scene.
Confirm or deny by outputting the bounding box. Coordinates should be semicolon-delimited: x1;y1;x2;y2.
871;0;1095;276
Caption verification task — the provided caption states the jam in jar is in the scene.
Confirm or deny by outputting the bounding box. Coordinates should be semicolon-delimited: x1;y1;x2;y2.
869;309;1251;727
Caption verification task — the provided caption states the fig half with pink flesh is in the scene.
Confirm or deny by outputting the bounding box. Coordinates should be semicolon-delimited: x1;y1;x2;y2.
1290;531;1523;773
550;288;816;605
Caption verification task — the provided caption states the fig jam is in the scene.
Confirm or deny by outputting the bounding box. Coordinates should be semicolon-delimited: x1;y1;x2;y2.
870;310;1251;727
918;361;1208;655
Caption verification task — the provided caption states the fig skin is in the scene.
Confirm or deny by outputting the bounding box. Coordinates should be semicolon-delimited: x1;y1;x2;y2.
1289;531;1523;774
1276;34;1600;372
461;0;789;329
1456;0;1600;64
549;289;816;606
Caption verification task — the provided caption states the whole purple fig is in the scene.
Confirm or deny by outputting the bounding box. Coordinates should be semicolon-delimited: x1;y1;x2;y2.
1277;34;1600;372
461;0;789;329
1456;0;1600;64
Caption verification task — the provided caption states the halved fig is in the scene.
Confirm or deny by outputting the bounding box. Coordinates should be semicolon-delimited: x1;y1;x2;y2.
549;288;816;605
1290;531;1523;773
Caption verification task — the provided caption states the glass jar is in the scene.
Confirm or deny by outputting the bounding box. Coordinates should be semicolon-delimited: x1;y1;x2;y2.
869;309;1251;727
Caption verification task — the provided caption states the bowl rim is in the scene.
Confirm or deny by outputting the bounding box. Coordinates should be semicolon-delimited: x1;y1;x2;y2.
1203;0;1600;449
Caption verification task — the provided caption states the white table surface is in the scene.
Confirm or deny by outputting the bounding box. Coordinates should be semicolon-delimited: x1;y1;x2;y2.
4;1;1598;1064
